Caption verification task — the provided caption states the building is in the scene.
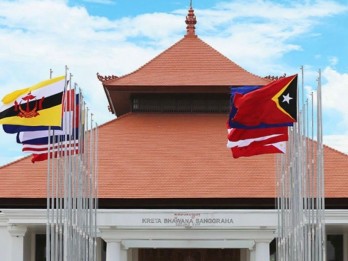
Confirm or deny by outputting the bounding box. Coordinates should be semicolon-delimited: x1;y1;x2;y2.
1;6;348;261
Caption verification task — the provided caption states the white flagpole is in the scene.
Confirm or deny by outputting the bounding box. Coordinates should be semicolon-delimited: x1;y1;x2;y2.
84;106;89;260
77;97;81;260
66;75;72;261
72;82;78;259
317;69;326;261
88;113;93;261
94;122;98;261
276;67;326;260
46;69;52;261
44;67;98;261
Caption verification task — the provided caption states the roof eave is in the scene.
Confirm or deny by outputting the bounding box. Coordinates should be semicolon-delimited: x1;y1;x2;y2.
103;84;116;115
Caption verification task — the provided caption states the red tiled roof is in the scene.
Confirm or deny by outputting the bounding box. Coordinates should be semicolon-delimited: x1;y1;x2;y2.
1;113;347;199
102;36;270;87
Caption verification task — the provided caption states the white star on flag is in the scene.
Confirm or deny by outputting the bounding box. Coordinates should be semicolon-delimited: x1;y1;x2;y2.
282;93;293;104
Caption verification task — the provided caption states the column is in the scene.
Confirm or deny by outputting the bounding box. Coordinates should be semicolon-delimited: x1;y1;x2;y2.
106;241;121;261
8;225;27;261
254;241;270;261
121;247;127;261
249;247;255;261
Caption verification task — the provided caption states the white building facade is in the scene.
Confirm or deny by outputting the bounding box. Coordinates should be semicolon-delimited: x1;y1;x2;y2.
1;208;348;261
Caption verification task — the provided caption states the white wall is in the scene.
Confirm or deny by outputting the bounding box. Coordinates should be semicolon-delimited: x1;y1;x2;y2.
0;225;11;261
1;209;348;261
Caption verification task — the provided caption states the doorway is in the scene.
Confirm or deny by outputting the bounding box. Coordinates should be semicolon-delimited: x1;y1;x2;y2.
139;248;240;261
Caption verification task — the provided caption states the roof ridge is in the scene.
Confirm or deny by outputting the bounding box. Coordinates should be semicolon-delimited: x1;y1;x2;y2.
97;112;133;128
303;137;348;157
0;154;32;169
103;36;269;85
323;143;348;157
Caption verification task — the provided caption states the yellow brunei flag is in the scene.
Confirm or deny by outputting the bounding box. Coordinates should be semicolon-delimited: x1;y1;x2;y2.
0;76;66;130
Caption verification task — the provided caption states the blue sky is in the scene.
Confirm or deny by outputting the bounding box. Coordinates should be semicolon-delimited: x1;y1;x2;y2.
0;0;348;166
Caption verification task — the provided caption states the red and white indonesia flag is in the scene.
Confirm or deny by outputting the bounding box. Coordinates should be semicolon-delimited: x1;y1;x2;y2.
24;141;79;163
227;127;288;158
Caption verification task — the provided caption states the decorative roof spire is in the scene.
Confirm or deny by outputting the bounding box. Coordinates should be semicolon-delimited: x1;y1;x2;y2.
185;1;197;37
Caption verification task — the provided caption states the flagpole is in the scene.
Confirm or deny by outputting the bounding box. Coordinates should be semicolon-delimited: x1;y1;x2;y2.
65;74;71;261
51;129;55;261
275;67;326;260
69;74;74;261
46;68;51;261
305;99;312;261
54;131;57;261
317;69;326;261
301;66;308;261
40;67;98;261
78;88;83;260
94;122;98;261
311;91;316;261
85;105;89;260
77;89;83;260
89;113;94;261
72;82;77;259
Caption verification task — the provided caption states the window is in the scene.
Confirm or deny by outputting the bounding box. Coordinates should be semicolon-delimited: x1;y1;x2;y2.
35;234;46;261
131;94;230;113
327;235;343;261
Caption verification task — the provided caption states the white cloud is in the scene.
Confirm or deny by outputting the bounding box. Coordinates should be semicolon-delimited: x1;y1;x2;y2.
299;67;348;152
0;128;24;167
82;0;114;4
324;134;348;155
0;0;184;124
0;0;186;165
321;67;348;124
193;0;347;76
215;0;347;20
117;13;183;41
329;56;339;66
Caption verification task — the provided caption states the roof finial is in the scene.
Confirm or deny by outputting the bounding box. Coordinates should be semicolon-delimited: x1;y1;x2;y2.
185;1;197;37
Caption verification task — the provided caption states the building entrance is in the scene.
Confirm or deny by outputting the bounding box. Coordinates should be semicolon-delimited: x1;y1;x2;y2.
139;248;240;261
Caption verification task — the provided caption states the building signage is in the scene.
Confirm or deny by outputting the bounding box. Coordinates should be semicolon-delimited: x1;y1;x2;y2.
98;210;277;228
140;212;234;227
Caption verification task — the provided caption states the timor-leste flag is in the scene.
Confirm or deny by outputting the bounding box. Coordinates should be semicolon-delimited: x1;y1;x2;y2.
0;76;66;129
231;74;297;127
228;85;293;129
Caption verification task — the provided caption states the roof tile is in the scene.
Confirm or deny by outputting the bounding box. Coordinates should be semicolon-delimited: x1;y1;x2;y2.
1;113;347;199
103;36;270;87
